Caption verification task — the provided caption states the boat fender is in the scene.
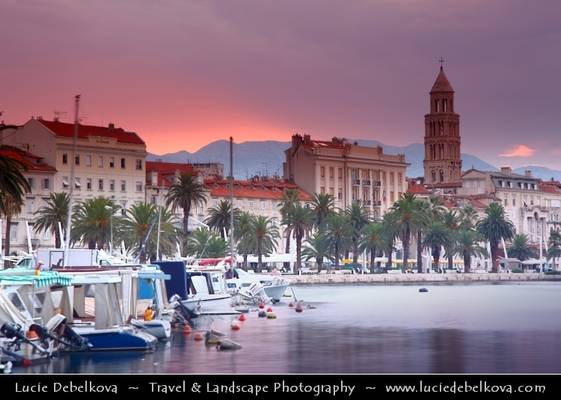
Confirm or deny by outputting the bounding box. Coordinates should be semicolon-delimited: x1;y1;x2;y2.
266;312;277;319
216;339;242;351
239;314;247;322
258;303;265;309
258;311;267;318
266;307;273;312
193;332;204;341
288;302;294;308
419;288;429;293
183;325;192;334
295;302;304;313
231;322;241;331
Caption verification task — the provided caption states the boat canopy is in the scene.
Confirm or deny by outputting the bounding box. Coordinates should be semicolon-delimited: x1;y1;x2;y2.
0;269;73;287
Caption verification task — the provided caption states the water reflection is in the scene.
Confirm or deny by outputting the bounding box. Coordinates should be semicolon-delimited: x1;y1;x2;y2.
21;283;561;373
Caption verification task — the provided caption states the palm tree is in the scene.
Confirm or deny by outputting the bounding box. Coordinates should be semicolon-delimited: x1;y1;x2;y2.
0;149;30;216
381;212;400;271
455;229;487;273
477;202;515;272
458;205;479;230
235;211;254;270
285;203;314;274
165;171;207;236
119;203;180;262
423;221;450;271
390;193;418;271
310;193;335;228
251;216;279;272
1;194;24;256
508;234;535;262
548;229;561;270
278;188;300;253
72;197;117;249
186;227;228;258
413;200;431;273
326;213;352;269
360;222;384;273
0;151;30;256
33;192;69;248
442;210;460;270
302;231;331;272
205;200;240;239
346;203;369;264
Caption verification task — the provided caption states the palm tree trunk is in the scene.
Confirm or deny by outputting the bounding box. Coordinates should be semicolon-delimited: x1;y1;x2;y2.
370;247;376;273
491;241;499;273
447;252;453;270
243;253;248;270
4;218;11;257
432;246;440;270
464;251;471;273
295;232;302;275
257;241;263;272
416;230;422;273
334;243;340;269
402;225;410;271
285;231;290;253
183;203;191;236
386;246;393;271
54;228;61;249
316;256;322;272
352;239;359;264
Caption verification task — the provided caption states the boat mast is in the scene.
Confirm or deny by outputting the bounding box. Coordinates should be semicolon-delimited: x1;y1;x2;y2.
229;136;235;268
63;94;80;267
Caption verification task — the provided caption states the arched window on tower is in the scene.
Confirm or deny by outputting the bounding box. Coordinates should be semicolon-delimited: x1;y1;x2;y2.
439;170;444;182
432;171;436;182
443;99;447;112
435;100;439;113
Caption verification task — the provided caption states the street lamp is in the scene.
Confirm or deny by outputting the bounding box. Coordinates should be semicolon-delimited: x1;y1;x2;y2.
105;205;113;255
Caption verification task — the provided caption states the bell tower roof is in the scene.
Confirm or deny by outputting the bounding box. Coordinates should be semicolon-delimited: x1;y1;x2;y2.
430;66;454;94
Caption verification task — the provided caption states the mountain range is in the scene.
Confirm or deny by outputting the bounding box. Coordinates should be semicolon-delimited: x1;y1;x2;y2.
147;140;561;182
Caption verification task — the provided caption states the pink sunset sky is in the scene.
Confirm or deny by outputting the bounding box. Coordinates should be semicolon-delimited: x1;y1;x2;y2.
1;0;560;168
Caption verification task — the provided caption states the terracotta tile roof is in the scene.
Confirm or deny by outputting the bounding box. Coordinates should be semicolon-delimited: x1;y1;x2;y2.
0;145;56;173
146;161;195;187
539;182;561;194
407;180;430;195
37;119;145;145
204;177;312;201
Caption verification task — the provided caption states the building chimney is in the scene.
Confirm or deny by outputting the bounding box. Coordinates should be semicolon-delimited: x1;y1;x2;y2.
524;170;532;177
108;122;115;130
500;166;512;174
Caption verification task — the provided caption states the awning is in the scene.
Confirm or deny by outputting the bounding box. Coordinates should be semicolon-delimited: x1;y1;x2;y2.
0;270;73;287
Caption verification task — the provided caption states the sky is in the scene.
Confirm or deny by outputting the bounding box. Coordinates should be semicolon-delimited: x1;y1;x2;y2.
1;0;560;169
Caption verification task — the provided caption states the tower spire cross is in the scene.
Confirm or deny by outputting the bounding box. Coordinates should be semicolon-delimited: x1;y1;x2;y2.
439;57;445;69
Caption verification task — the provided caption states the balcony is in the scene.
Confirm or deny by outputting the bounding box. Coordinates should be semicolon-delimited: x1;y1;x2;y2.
373;200;382;207
352;179;361;186
365;200;372;206
362;179;371;186
372;180;382;187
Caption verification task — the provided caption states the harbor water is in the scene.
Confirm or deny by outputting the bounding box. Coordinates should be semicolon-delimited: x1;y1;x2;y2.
22;282;561;373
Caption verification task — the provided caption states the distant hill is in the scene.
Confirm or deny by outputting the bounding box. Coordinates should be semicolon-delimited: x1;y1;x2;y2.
148;139;561;181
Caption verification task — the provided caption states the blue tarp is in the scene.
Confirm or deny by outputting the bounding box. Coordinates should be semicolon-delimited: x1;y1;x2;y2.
153;261;188;299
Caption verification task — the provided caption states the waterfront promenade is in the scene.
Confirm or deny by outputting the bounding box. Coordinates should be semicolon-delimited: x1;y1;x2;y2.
287;272;561;285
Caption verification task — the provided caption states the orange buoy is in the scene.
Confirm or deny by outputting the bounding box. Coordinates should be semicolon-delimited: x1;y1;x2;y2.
239;314;246;322
266;307;273;312
231;322;240;331
183;325;192;334
258;303;265;309
288;302;294;308
193;332;204;341
295;302;304;313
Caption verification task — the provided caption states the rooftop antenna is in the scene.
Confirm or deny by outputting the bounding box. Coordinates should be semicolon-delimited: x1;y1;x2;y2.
439;56;445;69
53;110;67;122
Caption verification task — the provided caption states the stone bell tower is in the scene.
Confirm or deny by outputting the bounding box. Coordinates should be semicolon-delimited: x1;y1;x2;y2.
423;63;462;189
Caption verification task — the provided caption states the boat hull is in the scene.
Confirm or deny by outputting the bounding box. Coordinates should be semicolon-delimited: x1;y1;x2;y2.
181;294;233;313
263;284;290;303
72;326;157;351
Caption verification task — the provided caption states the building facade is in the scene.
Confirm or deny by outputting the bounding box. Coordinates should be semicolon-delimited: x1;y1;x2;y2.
1;118;147;252
283;134;408;217
423;66;462;190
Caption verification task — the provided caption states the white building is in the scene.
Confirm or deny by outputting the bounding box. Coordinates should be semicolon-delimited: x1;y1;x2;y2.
284;134;408;218
1;118;147;253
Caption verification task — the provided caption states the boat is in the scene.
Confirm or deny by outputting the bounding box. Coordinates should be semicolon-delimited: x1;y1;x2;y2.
226;268;290;303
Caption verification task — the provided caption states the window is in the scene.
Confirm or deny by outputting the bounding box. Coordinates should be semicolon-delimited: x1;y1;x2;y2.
26;198;35;214
43;178;50;190
329;187;334;196
320;166;325;178
109;157;115;168
320;186;325;194
513;198;516;206
62;153;68;165
136;181;143;192
151;195;157;205
431;171;436;182
27;178;34;192
98;179;104;191
329;167;334;179
249;201;255;208
121;158;126;169
86;178;92;191
9;222;18;243
75;177;81;189
109;180;115;191
136;159;143;170
338;191;342;200
121;180;126;192
338;168;343;179
439;170;444;182
98;156;104;168
85;155;92;167
62;176;69;188
261;201;267;210
75;154;80;165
